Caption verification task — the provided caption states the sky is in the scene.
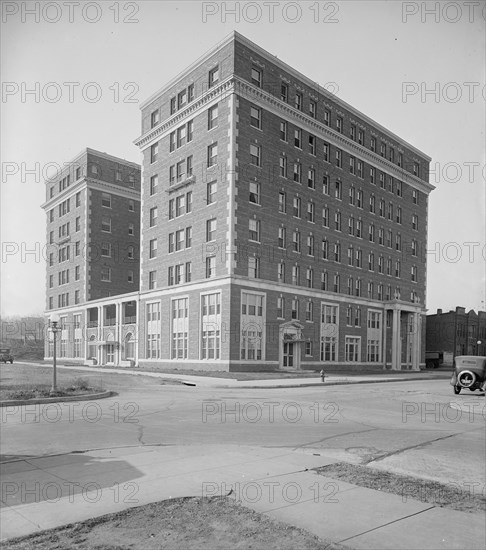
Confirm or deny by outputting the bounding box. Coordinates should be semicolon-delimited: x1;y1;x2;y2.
1;0;485;317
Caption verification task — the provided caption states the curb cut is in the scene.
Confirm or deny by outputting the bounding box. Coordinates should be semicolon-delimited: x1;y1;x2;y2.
0;391;115;408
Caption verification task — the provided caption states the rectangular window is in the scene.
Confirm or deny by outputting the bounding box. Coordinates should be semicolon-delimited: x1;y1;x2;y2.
101;217;111;233
171;298;188;359
149;238;157;259
250;106;262;129
101;267;111;282
307;201;315;223
201;293;221;359
309;100;317;118
358;129;364;144
281;82;288;102
292;230;301;253
293;197;301;218
101;193;111;208
177;125;187;148
277;297;284;318
208;104;218;129
322;175;329;195
248;257;260;278
149;206;158;227
293;162;302;183
278;227;286;248
206;218;217;242
250;144;261;167
345;337;360;362
249;181;260;204
249;219;260;242
336;117;343;133
150;174;158;195
207;181;217;204
291;298;299;319
101;243;112;257
323;142;330;162
295;92;303;111
177;89;187;109
278;191;286;213
308;168;315;189
307;235;314;256
309;134;316;156
294;129;302;149
335;149;342;168
207;143;218;167
279;156;287;177
280;120;288;141
148;270;156;290
251;67;262;87
209;66;219;87
150;143;158;163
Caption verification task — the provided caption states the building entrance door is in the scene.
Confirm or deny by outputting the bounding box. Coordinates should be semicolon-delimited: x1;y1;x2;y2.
106;344;115;364
283;342;294;367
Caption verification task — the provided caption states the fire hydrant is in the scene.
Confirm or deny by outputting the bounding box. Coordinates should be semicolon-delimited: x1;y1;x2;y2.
320;369;325;383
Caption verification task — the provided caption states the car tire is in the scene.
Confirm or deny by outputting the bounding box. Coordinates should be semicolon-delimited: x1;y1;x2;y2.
453;385;461;394
457;370;476;388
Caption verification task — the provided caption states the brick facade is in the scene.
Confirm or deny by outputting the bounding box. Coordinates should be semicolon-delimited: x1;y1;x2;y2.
45;32;432;371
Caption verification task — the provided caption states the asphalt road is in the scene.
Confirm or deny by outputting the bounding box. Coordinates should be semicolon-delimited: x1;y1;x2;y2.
1;372;484;490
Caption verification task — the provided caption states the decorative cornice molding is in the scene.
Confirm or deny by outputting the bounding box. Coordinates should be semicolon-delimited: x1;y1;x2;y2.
134;77;235;149
233;77;434;195
134;74;434;195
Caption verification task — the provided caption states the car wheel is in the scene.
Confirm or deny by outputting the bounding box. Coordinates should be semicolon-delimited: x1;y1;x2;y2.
453;385;461;394
458;370;476;388
9;360;13;364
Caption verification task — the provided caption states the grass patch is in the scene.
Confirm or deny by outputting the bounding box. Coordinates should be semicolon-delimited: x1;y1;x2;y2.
315;462;485;514
0;365;103;401
1;496;350;550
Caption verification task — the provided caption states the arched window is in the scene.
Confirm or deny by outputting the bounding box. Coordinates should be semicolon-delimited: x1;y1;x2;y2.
124;333;135;360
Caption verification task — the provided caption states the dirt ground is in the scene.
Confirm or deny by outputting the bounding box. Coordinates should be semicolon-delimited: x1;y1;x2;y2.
315;463;486;513
2;496;350;550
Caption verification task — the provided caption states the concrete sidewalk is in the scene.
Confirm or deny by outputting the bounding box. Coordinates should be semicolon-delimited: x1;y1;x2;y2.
0;444;484;549
17;361;435;389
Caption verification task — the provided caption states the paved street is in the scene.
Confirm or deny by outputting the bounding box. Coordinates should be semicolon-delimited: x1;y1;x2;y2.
1;370;485;547
1;372;484;486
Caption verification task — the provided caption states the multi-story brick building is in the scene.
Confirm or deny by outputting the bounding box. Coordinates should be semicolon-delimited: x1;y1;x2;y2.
45;32;433;371
427;307;486;363
42;148;141;364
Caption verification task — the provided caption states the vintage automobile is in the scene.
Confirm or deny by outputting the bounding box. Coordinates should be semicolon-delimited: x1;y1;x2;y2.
450;355;486;394
0;348;14;364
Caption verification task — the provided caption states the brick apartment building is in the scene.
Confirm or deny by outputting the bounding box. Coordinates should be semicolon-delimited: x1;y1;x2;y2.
44;32;433;371
42;148;141;364
427;307;486;364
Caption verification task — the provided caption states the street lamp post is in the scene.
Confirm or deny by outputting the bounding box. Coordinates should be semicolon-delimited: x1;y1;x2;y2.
477;340;482;356
49;313;60;396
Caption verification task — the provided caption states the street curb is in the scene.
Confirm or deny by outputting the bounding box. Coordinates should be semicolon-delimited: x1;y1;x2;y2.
197;376;433;389
0;391;115;408
12;362;449;389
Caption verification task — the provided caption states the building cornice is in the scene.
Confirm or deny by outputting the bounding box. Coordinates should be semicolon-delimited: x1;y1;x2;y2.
138;30;431;163
135;76;434;196
234;77;435;195
41;178;141;211
134;76;235;149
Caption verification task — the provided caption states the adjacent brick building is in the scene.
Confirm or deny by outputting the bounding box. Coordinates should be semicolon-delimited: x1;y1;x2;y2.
42;148;141;363
45;32;433;371
427;307;486;363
